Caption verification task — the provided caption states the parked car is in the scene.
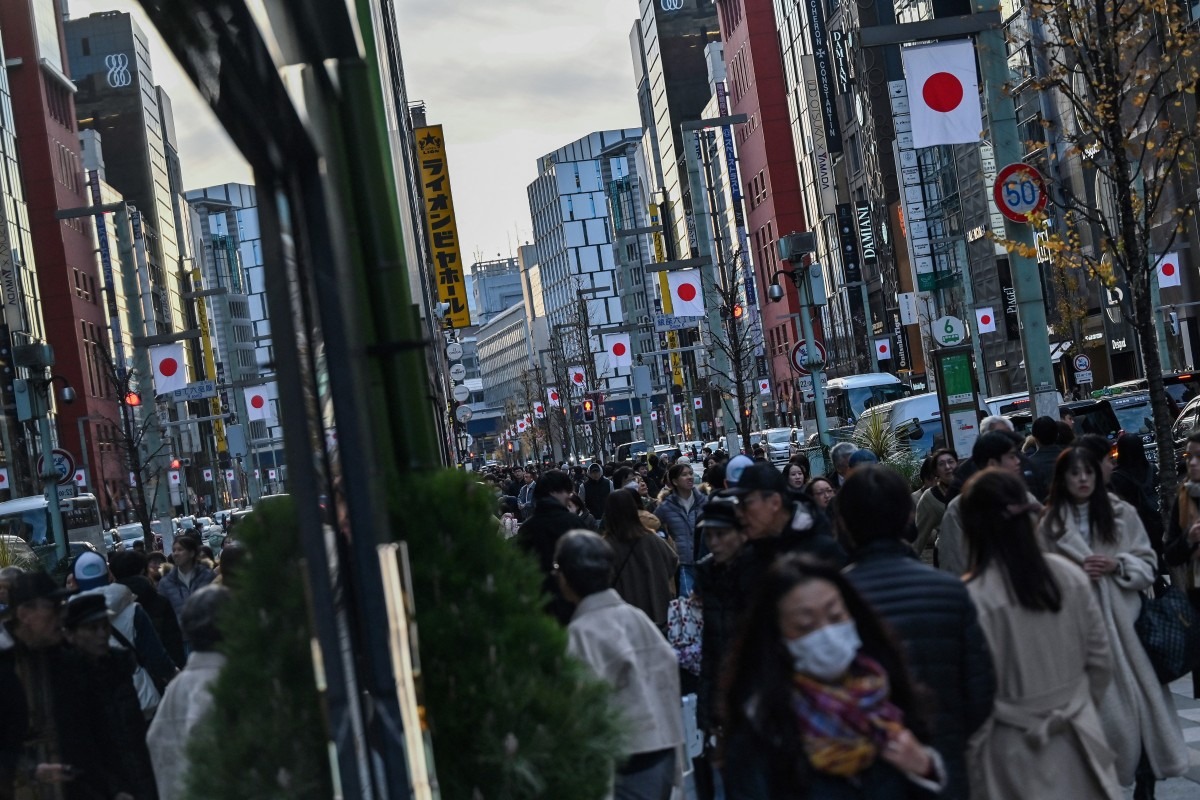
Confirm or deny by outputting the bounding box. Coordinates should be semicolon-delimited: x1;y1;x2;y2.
752;428;799;467
34;540;100;574
1004;398;1122;441
1104;391;1157;462
1171;394;1200;472
1103;371;1200;419
854;393;944;460
615;440;649;463
112;522;147;552
983;390;1064;418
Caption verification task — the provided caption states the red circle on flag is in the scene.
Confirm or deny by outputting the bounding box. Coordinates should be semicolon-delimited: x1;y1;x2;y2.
159;357;179;377
550;391;559;401
677;283;697;302
250;394;266;409
572;373;584;384
879;344;889;354
923;72;964;113
612;342;627;357
980;314;992;325
0;473;8;485
1163;262;1177;277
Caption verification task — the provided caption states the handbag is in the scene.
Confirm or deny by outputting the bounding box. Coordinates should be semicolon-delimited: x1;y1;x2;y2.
1135;574;1200;684
667;595;703;676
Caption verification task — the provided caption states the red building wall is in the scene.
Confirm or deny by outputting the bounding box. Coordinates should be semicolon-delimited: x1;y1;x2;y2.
1;0;123;519
717;0;813;420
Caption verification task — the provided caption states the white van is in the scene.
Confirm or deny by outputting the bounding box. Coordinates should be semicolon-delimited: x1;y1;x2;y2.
853;393;944;459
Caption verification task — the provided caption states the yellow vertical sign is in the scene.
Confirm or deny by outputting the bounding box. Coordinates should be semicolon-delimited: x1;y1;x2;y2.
650;203;685;389
191;268;227;454
415;125;471;329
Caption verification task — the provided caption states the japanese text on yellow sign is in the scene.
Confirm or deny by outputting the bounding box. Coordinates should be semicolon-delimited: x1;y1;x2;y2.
416;125;471;329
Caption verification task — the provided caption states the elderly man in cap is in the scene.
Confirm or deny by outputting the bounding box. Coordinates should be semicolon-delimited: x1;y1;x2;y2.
71;551;177;715
728;462;845;586
555;530;683;799
1;571;121;799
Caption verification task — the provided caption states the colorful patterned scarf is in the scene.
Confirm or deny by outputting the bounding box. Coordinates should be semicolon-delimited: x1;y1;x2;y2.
791;656;905;777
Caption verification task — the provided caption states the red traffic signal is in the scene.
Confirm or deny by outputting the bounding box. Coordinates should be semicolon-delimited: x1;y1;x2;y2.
124;391;142;407
582;399;594;413
732;304;745;320
170;458;182;470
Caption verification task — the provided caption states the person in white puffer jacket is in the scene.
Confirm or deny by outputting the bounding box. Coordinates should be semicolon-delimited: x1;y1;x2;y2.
71;551;178;716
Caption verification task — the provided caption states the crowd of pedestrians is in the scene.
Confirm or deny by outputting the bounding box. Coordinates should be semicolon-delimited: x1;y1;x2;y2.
1;526;240;799
493;420;1199;799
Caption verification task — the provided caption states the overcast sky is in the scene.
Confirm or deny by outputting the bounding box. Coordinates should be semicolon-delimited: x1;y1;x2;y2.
67;0;642;266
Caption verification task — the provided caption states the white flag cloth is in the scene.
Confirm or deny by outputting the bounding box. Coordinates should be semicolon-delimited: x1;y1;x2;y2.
73;470;86;488
1157;252;1182;288
203;468;214;482
758;378;771;396
875;339;893;360
168;470;181;486
604;333;632;367
149;343;187;395
667;270;705;317
634;415;642;426
547;388;561;407
673;404;682;415
517;419;527;433
268;469;277;480
0;467;9;491
534;402;545;419
225;469;235;482
903;40;983;148
568;366;586;391
245;383;277;422
693;397;703;409
976;307;997;333
651;410;658;421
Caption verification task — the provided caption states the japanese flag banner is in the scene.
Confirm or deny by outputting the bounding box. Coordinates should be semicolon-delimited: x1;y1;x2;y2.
976;307;997;334
568;366;587;391
673;403;683;416
876;339;893;360
758;378;771;396
1157;252;1182;288
149;343;187;395
225;469;235;482
517;419;527;433
534;402;545;419
547;388;561;407
694;397;703;410
667;270;705;317
73;470;86;488
634;415;642;426
0;468;9;490
902;40;983;149
651;410;659;421
245;383;277;422
203;468;214;482
168;470;181;486
269;469;277;481
604;333;633;367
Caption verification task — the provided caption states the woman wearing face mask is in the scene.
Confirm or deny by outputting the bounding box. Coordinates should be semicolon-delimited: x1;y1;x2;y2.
961;467;1122;799
1039;447;1188;797
720;556;945;799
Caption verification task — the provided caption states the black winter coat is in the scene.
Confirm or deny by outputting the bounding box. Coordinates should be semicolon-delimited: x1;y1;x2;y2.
119;574;186;669
694;551;750;730
844;539;996;800
516;497;594;624
1026;444;1063;502
740;499;846;595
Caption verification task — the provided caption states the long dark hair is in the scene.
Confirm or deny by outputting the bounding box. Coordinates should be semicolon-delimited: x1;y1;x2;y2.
1045;446;1116;545
602;489;647;543
1115;433;1150;483
720;556;926;790
962;468;1062;612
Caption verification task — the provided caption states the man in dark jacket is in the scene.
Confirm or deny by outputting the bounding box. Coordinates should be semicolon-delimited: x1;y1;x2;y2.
110;549;187;669
841;465;995;800
516;469;594;624
1026;415;1064;501
728;462;846;590
579;462;613;522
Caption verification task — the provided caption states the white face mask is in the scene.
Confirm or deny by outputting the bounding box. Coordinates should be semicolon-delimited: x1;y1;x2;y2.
785;620;862;681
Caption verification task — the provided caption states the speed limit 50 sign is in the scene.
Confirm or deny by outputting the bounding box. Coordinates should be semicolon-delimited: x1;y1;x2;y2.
994;163;1048;224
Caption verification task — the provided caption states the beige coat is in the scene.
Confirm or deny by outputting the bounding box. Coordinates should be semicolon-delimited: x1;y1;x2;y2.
938;491;1041;578
146;651;226;800
966;554;1121;799
1040;497;1190;784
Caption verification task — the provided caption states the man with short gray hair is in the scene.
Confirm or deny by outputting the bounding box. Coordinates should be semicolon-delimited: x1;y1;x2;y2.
555;530;683;799
825;441;858;488
979;415;1014;434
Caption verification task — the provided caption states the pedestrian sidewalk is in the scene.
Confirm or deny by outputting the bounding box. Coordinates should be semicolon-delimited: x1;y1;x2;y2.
1169;676;1200;784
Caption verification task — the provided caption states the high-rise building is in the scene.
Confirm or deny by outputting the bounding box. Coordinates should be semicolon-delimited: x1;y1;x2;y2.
527;129;643;396
469;257;524;325
0;0;120;505
64;11;187;340
185;185;284;479
634;1;721;261
712;0;812;413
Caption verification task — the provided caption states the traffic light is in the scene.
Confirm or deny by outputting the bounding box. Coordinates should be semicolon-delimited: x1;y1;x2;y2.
507;441;513;452
582;398;596;423
170;458;182;470
124;391;142;407
732;303;744;320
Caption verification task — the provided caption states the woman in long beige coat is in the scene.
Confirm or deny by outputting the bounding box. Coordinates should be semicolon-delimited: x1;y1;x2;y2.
1039;447;1189;791
961;467;1121;800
